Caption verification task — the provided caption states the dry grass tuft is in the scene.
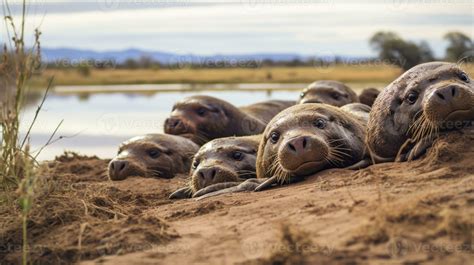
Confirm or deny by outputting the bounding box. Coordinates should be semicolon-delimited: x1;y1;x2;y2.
0;154;178;264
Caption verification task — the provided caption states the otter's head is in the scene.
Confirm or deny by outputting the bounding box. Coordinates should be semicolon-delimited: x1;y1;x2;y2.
257;104;366;183
189;136;259;193
298;80;358;106
359;87;380;107
164;95;243;145
108;134;199;181
367;62;474;159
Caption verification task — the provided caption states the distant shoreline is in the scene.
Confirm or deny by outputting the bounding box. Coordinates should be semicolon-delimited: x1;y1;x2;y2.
31;64;474;88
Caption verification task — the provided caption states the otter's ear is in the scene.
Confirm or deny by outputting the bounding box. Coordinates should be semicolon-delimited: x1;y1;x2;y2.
255;137;267;179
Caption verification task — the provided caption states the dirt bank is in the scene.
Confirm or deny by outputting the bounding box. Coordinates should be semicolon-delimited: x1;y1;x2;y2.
1;130;473;264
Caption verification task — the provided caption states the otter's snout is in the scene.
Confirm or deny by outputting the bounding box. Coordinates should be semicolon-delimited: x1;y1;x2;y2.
193;165;237;190
286;136;309;155
432;85;458;104
278;134;328;173
197;167;218;181
425;84;474;123
108;160;129;181
164;117;189;134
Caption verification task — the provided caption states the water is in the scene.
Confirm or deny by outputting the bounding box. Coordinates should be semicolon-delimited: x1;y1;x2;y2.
21;83;383;160
20;88;299;160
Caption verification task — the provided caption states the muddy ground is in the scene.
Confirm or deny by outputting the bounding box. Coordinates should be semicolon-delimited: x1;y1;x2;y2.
1;130;473;265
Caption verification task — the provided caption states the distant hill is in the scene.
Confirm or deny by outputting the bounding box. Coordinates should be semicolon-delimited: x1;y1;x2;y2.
42;48;308;64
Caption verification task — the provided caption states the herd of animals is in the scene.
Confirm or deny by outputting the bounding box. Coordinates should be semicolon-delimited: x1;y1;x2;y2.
107;62;474;200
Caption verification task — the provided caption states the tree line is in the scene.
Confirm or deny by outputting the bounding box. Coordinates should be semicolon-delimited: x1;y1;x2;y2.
370;31;472;70
41;31;473;73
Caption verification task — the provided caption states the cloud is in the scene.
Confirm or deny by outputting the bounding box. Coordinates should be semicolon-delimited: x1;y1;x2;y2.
2;1;472;56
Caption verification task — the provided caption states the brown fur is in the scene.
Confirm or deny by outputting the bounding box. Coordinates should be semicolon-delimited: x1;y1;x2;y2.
256;104;367;183
298;80;358;106
189;135;261;192
358;87;380;107
367;62;474;161
164;95;294;145
108;134;199;180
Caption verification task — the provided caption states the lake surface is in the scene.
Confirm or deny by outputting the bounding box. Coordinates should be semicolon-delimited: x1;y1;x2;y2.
20;83;384;160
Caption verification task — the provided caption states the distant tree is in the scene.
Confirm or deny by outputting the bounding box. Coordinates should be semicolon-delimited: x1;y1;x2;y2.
369;31;434;70
444;32;473;62
287;58;302;67
418;41;435;62
123;58;138;69
138;55;154;68
262;59;275;67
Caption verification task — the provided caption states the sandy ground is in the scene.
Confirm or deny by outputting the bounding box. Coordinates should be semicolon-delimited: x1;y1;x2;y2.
1;130;473;265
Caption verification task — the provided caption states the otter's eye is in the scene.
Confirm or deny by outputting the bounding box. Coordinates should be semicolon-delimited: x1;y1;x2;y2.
406;91;419;104
192;160;199;169
331;93;340;100
313;118;326;129
270;132;280;144
197;108;206;116
147;149;161;159
232;151;244;161
459;72;470;83
300;92;306;98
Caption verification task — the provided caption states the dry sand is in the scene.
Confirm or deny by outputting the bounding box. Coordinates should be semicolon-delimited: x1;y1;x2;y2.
1;130;473;265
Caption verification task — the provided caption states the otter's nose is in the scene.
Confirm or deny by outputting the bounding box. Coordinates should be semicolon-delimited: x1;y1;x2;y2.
434;86;458;103
109;160;129;180
286;136;309;155
165;117;183;129
197;167;218;181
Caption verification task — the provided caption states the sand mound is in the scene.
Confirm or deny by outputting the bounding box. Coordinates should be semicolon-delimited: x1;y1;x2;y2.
1;130;473;264
0;152;181;264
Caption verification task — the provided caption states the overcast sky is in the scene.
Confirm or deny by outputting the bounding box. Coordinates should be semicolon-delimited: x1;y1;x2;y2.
1;0;473;57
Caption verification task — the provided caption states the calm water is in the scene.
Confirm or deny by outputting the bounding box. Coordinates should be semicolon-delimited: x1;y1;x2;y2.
21;88;301;160
21;83;383;160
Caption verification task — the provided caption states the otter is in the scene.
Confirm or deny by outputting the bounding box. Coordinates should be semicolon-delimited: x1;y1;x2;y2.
367;62;474;162
298;80;359;106
359;87;380;107
194;103;370;198
169;135;260;199
341;103;371;124
164;95;294;145
108;134;199;181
